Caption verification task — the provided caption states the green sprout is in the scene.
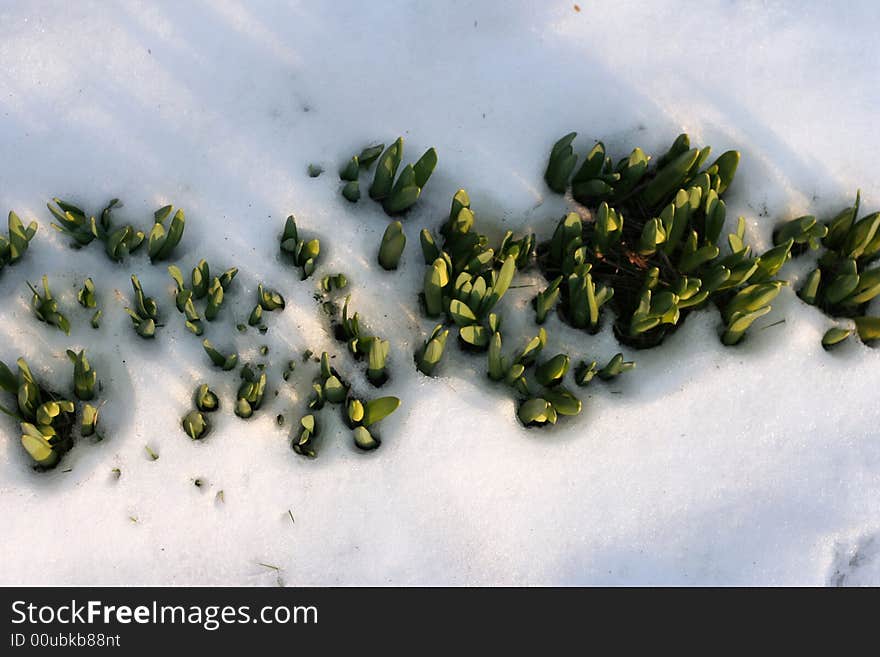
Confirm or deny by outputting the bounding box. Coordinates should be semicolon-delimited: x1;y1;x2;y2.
320;273;348;293
147;204;185;262
236;363;267;419
48;198;144;261
343;395;400;451
125;275;160;338
280;215;320;279
0;357;75;469
292;414;318;457
597;353;636;380
415;324;449;376
182;410;210;440
77;278;97;308
28;276;70;334
194;384;219;412
1;210;38;271
378;220;406;270
368;137;438;215
66;349;97;401
202;340;238;371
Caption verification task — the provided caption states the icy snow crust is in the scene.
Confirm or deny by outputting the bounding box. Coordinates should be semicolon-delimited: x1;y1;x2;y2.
1;1;879;585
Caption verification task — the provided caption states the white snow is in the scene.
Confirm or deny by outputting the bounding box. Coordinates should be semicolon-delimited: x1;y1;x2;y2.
1;0;879;585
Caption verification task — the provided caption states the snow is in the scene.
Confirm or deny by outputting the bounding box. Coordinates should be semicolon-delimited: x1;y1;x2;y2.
1;0;879;585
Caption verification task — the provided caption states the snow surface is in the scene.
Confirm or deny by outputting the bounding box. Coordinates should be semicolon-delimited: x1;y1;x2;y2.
1;0;879;586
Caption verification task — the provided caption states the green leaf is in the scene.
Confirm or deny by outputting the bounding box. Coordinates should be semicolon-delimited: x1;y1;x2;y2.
81;403;100;437
545;132;578;193
459;324;490;349
641;148;700;209
535;354;570;387
362;397;401;427
358;144;385;167
378;221;406;270
369;137;403;201
194;384;220;412
518;398;553;427
21;424;58;466
822;327;852;350
854;316;880;343
182;410;209;440
710;150;740;195
413;147;438;188
798;268;821;305
353;426;380;451
449;299;477;326
543;387;582;416
342;180;360;202
340;156;360;181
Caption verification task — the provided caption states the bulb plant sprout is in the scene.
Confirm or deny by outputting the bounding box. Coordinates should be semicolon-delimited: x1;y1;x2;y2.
1;210;38;272
367;338;390;386
48;197;145;261
180;384;219;440
420;189;530;352
320;273;348;293
280;215;320;280
202;340;238;371
783;191;880;345
378;220;406;270
333;296;391;385
308;352;349;410
81;403;100;438
597;353;636;380
168;265;204;335
182;409;210;440
293;352;350;457
0;357;77;469
66;349;97;401
415;324;449;376
248;283;286;330
47;198;93;246
194;384;220;412
235;363;267;419
28;275;71;334
168;259;238;333
343;395;400;451
339;143;385;203
361;137;438;215
77;278;97;308
191;259;238;298
125;274;160;338
292;414;318;457
822;326;853;350
147;204;185;262
574;360;598;386
537;132;791;348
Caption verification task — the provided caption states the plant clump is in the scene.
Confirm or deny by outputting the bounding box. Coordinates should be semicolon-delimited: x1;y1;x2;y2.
783;191;880;346
341;138;437;215
147;204;186;262
125;274;160;338
235;363;267;419
333;295;392;386
420;189;533;351
280;215;320;280
0;357;84;468
168;260;238;335
539;132;788;348
28;275;71;334
248;283;286;331
1;210;38;272
181;383;220;440
48;198;145;262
